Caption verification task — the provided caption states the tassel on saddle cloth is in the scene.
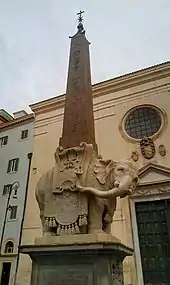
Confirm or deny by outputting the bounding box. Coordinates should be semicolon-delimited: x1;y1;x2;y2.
44;214;87;235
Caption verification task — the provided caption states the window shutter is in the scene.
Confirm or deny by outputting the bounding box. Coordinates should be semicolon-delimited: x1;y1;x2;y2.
10;206;17;219
3;185;7;195
14;158;19;171
2;185;11;195
4;136;8;145
21;129;28;139
7;160;12;173
25;129;28;138
21;131;24;139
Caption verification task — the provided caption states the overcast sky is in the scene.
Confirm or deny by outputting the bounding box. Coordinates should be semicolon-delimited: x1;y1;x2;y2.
0;1;170;114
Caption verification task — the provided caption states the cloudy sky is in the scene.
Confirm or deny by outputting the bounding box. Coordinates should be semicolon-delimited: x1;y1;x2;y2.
0;0;170;114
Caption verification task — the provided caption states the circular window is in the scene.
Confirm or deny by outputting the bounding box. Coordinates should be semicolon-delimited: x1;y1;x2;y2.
124;106;162;139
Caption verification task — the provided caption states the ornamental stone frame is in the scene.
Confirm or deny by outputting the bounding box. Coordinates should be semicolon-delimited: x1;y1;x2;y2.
130;167;170;285
119;104;166;143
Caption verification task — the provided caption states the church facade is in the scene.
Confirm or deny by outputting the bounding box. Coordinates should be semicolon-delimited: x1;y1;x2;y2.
15;61;170;285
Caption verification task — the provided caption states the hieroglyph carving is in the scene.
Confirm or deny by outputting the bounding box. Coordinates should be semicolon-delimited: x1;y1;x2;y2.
36;143;139;236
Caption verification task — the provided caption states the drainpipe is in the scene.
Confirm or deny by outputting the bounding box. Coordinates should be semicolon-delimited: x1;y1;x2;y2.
14;152;33;284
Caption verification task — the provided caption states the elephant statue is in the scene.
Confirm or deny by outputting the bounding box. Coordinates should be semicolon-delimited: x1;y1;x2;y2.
35;143;139;236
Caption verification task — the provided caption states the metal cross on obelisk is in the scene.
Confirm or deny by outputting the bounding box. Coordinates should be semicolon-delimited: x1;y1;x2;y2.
59;11;97;152
76;10;85;33
77;10;84;23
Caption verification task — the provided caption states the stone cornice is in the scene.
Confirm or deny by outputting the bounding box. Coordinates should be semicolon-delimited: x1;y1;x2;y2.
131;163;170;197
30;61;170;115
139;162;170;178
34;97;116;128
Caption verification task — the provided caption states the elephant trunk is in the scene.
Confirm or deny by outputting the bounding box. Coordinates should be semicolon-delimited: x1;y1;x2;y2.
76;184;130;199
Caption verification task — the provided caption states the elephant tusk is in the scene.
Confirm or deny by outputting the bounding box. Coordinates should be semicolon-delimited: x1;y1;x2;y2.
76;183;130;199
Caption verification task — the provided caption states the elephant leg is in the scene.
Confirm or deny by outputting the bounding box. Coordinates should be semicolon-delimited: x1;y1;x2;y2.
79;225;87;234
102;207;112;234
103;198;117;234
88;197;105;234
42;218;54;237
43;225;53;237
43;231;52;237
103;221;111;234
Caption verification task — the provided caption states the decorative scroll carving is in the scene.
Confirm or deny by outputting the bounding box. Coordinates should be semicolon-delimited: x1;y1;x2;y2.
112;260;124;285
132;185;170;197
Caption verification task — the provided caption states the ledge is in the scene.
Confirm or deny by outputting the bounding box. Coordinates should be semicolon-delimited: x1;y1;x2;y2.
19;233;133;257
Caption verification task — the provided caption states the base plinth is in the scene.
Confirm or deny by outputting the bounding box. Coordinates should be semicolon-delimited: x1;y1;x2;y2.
20;234;133;285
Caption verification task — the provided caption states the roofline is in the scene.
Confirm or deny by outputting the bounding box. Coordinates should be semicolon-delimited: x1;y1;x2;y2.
0;109;13;122
30;61;170;114
0;113;35;133
0;115;9;123
93;61;170;88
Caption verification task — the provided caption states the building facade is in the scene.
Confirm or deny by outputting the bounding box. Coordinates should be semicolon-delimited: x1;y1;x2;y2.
16;61;170;285
0;110;34;285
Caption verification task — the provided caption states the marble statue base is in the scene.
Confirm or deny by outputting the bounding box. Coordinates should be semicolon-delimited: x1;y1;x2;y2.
20;234;133;285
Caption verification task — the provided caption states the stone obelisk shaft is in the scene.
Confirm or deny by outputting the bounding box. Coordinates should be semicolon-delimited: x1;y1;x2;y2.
59;29;96;150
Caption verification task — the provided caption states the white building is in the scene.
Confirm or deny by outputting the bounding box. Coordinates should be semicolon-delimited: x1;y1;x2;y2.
0;109;34;285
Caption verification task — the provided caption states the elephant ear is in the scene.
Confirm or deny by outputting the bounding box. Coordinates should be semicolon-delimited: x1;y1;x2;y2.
94;159;116;185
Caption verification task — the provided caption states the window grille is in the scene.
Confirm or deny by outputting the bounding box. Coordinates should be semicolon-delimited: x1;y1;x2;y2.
124;107;162;139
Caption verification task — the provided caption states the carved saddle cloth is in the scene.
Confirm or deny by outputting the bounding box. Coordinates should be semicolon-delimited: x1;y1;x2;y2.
44;144;93;235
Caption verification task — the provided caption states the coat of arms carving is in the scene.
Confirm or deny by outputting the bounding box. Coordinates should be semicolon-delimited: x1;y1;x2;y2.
140;137;155;159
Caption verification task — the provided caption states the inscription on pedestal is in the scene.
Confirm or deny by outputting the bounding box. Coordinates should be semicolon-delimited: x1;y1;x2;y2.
37;265;93;285
46;274;88;285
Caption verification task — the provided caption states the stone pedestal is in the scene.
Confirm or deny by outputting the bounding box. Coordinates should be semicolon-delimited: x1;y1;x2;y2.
20;234;133;285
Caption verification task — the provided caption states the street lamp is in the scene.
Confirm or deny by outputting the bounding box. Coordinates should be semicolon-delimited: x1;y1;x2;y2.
0;181;20;254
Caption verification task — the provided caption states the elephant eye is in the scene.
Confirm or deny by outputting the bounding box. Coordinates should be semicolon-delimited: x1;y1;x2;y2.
117;167;124;172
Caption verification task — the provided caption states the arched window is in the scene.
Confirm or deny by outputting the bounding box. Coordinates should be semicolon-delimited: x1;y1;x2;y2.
5;241;14;253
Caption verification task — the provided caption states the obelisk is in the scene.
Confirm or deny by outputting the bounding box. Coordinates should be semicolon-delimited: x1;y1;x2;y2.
60;10;97;152
19;12;136;285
